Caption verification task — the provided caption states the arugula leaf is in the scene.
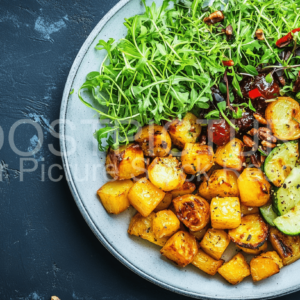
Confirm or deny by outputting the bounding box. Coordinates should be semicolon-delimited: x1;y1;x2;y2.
94;126;117;151
205;110;220;119
243;65;259;76
79;0;300;151
219;82;227;94
248;99;256;112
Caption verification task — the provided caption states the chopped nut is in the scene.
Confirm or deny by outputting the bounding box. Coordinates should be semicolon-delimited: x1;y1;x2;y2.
243;135;255;148
247;128;258;136
258;127;277;143
253;113;267;125
278;76;286;86
255;29;264;40
225;25;233;36
199;134;207;145
250;154;261;168
204;11;224;25
260;155;266;164
261;140;276;148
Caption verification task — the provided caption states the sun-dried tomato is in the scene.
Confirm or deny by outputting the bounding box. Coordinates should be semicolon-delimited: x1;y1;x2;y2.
222;60;234;66
208;119;231;146
248;88;263;99
276;28;300;48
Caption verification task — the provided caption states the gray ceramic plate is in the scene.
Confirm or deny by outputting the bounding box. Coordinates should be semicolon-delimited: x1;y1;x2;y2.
59;0;300;298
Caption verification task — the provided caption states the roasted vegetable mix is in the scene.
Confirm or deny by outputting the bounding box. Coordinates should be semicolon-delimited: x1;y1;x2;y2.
80;0;300;286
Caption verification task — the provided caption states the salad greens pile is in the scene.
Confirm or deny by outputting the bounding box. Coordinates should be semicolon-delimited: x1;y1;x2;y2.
78;0;300;151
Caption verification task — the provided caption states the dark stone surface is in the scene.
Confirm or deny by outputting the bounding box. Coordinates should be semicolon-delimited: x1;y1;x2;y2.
0;0;299;299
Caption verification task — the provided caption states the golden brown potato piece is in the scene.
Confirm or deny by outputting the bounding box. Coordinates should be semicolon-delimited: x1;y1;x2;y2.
170;181;196;199
160;231;198;267
218;253;250;285
198;169;239;201
240;203;259;216
128;212;168;246
265;97;300;140
128;177;165;217
192;249;224;276
97;180;134;214
135;124;171;157
168;112;201;149
200;229;230;260
154;193;172;212
189;224;209;241
148;156;186;191
214;138;245;171
228;214;268;249
237;168;271;207
250;251;283;282
261;251;283;269
181;144;214;174
210;197;241;230
106;143;145;180
173;194;210;231
237;242;267;255
152;210;180;238
269;227;300;266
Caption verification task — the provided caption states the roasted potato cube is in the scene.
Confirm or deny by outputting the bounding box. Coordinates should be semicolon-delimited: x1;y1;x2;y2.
265;97;300;140
240;203;259;216
228;214;268;249
154;193;172;212
214;138;245;171
97;180;134;214
135;124;171;157
148;156;186;191
237;242;268;255
218;253;250;285
128;177;165;217
189;224;209;241
168;112;201;149
181;144;214;174
269;227;300;266
250;251;283;282
106;143;145;180
200;229;230;260
170;181;196;199
160;231;198;267
152;210;180;238
261;251;283;269
237;168;271;207
211;197;241;229
198;169;239;201
192;249;224;276
128;212;168;246
173;194;210;231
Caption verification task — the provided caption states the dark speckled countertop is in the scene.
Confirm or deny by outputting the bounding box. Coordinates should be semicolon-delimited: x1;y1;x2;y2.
0;1;299;299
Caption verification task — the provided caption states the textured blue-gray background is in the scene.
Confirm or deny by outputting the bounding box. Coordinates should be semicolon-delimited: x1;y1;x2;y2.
0;0;299;299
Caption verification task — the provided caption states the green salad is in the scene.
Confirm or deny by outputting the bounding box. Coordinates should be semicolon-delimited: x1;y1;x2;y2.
78;0;300;150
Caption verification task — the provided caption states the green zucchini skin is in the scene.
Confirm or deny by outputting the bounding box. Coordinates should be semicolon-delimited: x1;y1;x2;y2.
273;166;300;216
264;141;298;187
274;204;300;235
272;186;280;216
260;203;278;227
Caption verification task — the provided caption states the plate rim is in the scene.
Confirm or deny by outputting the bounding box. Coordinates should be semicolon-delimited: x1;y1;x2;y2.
59;0;300;299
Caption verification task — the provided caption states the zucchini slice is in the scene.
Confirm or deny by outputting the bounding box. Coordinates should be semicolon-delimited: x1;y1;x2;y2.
264;141;299;187
260;203;278;226
273;166;300;215
274;204;300;235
